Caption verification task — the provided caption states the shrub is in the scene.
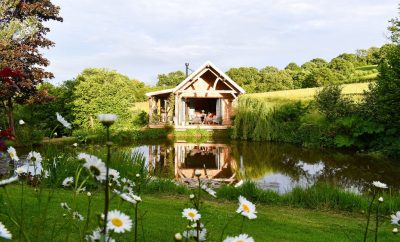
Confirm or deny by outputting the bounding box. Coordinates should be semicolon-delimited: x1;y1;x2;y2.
315;85;354;120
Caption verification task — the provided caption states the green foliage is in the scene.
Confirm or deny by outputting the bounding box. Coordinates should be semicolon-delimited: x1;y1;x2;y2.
156;70;185;87
72;68;141;130
226;67;261;92
258;68;293;92
314;85;354;120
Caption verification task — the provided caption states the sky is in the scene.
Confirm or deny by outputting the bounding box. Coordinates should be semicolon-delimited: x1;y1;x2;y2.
43;0;399;85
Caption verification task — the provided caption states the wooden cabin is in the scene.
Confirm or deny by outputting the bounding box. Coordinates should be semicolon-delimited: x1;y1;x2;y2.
146;61;245;130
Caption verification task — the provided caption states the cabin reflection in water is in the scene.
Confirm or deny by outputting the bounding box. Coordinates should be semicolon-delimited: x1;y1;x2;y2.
147;142;237;185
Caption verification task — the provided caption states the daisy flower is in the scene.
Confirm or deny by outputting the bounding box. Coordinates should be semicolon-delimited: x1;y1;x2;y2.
182;208;201;222
98;114;117;125
186;223;207;241
236;196;257;219
7;146;19;161
56;112;72;129
391;211;400;225
19;119;25;125
372;181;387;189
109;168;120;182
113;190;141;204
15;166;27;175
85;227;115;242
0;176;19;186
60;202;71;211
27;151;42;163
82;155;107;181
223;234;254;242
62;177;74;187
0;221;12;240
72;211;84;221
234;180;244;188
201;184;217;198
107;210;132;233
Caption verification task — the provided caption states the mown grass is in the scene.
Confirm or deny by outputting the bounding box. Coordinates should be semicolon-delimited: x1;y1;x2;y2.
1;185;397;242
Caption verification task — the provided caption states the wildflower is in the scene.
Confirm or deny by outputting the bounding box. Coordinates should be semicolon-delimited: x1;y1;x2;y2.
7;146;19;161
87;192;92;197
223;234;254;242
56;112;72;129
72;143;78;147
393;228;398;234
391;211;400;225
107;210;132;233
97;114;117;124
195;170;201;177
27;151;42;163
378;197;384;203
189;194;195;199
19;119;25;125
0;221;12;240
62;177;74;187
174;232;183;241
201;184;217;198
60;202;71;211
372;181;387;189
113;190;141;204
236;196;257;219
54;132;57;136
0;176;19;186
234;180;244;188
183;223;207;241
182;208;201;222
85;227;115;242
72;211;84;221
16;166;27;175
77;186;86;193
136;173;140;178
82;155;107;181
109;168;120;182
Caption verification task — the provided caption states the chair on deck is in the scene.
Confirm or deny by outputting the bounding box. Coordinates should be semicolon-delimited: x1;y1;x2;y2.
212;115;222;125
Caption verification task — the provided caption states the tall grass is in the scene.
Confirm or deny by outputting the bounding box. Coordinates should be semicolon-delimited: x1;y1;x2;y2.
217;181;400;214
232;96;326;146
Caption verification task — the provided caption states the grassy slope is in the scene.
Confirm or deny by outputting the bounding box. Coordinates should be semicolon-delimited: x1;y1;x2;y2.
245;82;370;102
1;186;396;242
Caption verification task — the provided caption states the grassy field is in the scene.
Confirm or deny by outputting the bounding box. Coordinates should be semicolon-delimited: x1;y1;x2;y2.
245;82;370;102
1;186;397;242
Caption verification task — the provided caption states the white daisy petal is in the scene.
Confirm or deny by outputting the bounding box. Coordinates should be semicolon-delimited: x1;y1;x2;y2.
107;210;132;233
182;208;201;222
0;221;12;240
7;146;19;161
56;112;72;129
236;196;257;219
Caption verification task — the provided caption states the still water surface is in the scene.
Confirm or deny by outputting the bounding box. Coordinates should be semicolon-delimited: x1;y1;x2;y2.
133;140;400;193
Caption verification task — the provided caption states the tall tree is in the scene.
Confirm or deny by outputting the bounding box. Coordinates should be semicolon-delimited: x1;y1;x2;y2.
156;70;185;87
226;67;261;93
0;0;62;131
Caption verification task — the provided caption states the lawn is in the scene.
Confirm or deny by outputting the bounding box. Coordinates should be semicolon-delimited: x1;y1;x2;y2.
1;186;397;242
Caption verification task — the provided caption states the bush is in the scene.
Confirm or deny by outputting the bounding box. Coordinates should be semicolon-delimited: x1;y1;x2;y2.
315;85;354;120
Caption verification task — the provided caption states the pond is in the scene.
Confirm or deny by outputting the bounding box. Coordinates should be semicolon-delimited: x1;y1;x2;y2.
3;139;400;193
133;140;400;193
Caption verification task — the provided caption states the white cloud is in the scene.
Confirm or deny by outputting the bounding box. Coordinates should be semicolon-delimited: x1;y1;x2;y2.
43;0;399;85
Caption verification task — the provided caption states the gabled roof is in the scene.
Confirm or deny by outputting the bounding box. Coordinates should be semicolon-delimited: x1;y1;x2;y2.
146;61;245;97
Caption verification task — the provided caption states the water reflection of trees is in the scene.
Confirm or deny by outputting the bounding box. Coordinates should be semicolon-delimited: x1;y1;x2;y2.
230;141;400;190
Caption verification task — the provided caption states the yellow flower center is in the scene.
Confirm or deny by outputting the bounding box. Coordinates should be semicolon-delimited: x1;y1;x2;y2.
237;240;244;242
10;153;14;158
188;212;196;218
111;218;123;227
242;204;250;213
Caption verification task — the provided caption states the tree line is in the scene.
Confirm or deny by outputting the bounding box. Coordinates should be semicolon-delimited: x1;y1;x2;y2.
155;45;389;93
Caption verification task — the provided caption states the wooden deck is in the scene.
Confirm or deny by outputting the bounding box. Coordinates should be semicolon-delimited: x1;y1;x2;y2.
148;124;230;131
